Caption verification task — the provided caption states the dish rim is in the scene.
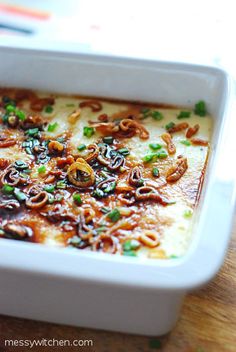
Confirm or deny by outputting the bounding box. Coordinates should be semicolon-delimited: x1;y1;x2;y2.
0;44;235;291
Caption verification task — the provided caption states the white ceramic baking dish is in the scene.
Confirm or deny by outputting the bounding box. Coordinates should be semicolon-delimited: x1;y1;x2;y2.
0;43;235;336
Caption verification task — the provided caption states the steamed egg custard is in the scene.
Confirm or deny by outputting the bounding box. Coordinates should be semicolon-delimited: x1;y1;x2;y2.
0;88;212;259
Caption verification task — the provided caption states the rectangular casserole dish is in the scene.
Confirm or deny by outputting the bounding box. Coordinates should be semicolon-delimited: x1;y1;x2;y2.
0;43;235;336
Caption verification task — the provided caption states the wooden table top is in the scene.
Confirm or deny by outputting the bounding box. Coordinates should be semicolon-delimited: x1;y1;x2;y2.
0;220;235;352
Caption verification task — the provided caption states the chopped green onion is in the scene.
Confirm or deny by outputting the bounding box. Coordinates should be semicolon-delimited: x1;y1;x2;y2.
123;239;140;251
143;154;155;163
137;179;144;186
77;144;86;151
183;209;193;218
73;193;82;205
15;110;26;121
170;255;179;259
165;122;175;130
48;194;55;204
2;184;15;194
181;140;191;146
38;165;46;174
45;105;53;113
93;188;104;198
100;206;111;214
152;111;164;121
104;181;116;194
149;143;162;151
19;173;29;179
83;126;95;138
56;180;67;189
6;104;15;113
55;194;64;202
103;136;114;144
152;167;159;177
157;150;168;159
107;208;121;222
22;169;31;174
44;185;55;193
25;128;39;137
194;100;207;116
177;111;191;119
47;122;58;132
118;148;130;156
13;188;27;202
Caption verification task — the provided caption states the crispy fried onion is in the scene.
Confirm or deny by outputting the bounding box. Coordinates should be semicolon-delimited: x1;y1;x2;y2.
97;144;124;170
186;124;199;138
0;158;10;169
166;157;188;182
167;122;189;133
106;216;138;236
84;144;99;163
20;115;44;130
82;207;95;224
135;186;171;205
3;222;33;240
128;166;143;187
0;200;20;211
57;156;75;168
77;211;93;241
139;230;160;248
79;100;102;112
27;185;42;196
116;119;149;139
190;138;208;146
107;154;124;171
26;191;49;209
118;191;136;205
91;118;149;140
97;144;112;166
41;203;76;223
98;113;109;122
67;158;95;187
0;167;21;186
67;109;81;124
161;133;176;155
48;140;64;154
92;234;117;253
0;133;16;148
94;177;116;198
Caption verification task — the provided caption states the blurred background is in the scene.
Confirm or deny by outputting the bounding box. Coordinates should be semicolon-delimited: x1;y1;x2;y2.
0;0;235;80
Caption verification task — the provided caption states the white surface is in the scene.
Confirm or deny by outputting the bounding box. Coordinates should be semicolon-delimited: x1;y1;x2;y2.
0;44;235;335
1;0;236;78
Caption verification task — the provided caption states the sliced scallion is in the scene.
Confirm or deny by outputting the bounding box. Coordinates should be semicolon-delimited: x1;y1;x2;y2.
83;126;95;138
107;208;121;222
47;122;58;132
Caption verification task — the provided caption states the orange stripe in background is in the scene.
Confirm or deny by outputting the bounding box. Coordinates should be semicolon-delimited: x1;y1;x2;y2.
0;3;50;20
